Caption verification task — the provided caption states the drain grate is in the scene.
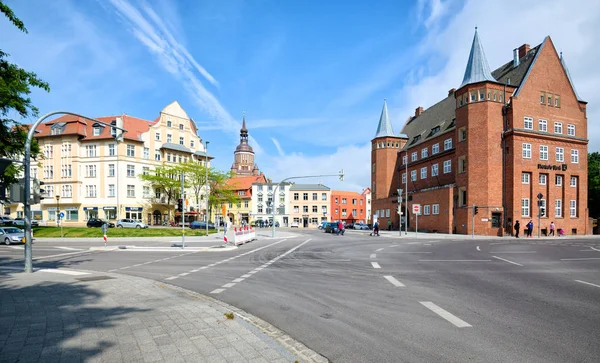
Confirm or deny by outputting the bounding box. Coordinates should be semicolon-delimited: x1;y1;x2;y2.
76;276;116;282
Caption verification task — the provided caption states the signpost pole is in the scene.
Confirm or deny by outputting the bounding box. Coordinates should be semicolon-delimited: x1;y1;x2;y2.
537;193;543;238
181;173;185;249
472;204;475;239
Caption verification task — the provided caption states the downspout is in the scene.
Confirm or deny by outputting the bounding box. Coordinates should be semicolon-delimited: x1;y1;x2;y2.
501;81;509;236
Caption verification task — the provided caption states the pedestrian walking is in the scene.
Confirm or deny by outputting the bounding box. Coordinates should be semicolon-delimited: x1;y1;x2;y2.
388;220;392;231
514;220;520;238
224;218;231;236
549;221;555;236
337;221;345;236
526;220;533;237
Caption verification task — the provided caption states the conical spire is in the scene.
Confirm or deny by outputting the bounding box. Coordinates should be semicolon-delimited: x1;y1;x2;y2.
460;28;496;88
374;99;395;138
560;52;583;102
241;112;248;132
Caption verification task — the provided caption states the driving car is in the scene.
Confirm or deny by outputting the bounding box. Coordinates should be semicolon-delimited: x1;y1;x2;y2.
86;218;115;228
116;219;148;229
353;223;370;230
12;218;39;227
0;227;25;245
324;222;339;234
0;216;14;226
189;221;216;229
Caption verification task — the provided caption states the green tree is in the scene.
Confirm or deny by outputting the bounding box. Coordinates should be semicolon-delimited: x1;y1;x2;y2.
0;1;50;185
139;164;185;221
207;169;239;222
589;152;600;218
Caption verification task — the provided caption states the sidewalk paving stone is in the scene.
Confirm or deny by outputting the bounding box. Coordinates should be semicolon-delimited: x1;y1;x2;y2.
0;268;327;363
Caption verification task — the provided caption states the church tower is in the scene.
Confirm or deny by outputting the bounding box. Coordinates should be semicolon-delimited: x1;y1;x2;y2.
231;114;260;177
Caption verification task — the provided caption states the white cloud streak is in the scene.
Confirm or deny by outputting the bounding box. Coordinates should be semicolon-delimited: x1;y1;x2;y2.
271;138;285;157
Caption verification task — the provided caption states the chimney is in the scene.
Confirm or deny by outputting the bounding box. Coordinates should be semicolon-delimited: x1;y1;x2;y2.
518;44;530;59
513;48;519;67
448;88;456;97
415;106;424;117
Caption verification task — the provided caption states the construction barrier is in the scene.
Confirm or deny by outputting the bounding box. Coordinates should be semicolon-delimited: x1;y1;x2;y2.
233;226;256;245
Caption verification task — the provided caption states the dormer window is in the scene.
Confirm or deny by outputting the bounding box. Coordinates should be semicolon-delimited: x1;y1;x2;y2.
93;127;101;136
50;122;66;135
430;126;440;136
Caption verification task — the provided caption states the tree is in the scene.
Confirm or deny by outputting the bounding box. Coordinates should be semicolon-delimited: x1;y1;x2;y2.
589;152;600;218
179;161;209;215
139;164;185;221
207;169;240;222
0;1;50;185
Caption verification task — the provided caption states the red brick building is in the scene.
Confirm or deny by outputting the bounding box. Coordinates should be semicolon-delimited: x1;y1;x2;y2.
371;29;590;236
330;191;367;224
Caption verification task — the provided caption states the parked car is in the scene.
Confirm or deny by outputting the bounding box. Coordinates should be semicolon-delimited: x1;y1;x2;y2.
290;222;299;228
116;219;148;229
324;222;339;234
86;218;115;228
0;227;25;245
344;222;355;229
189;221;216;229
12;218;39;227
353;223;370;230
318;221;327;230
0;216;14;226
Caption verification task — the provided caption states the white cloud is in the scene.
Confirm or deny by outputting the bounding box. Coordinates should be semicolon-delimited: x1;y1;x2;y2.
271;138;285;157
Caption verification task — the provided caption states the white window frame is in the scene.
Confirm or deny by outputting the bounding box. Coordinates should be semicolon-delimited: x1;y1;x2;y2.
143;147;149;159
443;160;451;174
420;167;427;179
93;127;101;136
411;170;417;181
108;184;115;197
539;174;547;185
567;124;575;136
524;117;533;130
522;143;532;159
540;145;548;161
570;200;577;217
555;199;562;217
521;172;530;184
432;204;439;215
556;175;563;186
554;122;563;134
424;205;430;215
522;198;530;217
556;147;564;162
179;136;184;145
155;132;160;141
402;173;406;184
539;119;547;132
126;145;135;157
127;165;135;177
421;148;428;158
444;138;452;151
127;185;135;197
571;149;579;164
431;164;439;177
411;152;418;162
432;144;440;154
570;176;577;187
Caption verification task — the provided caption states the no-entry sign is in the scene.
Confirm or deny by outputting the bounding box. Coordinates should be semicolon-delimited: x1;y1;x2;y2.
413;204;421;215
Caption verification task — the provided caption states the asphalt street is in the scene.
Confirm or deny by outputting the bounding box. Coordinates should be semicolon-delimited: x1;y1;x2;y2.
1;229;599;362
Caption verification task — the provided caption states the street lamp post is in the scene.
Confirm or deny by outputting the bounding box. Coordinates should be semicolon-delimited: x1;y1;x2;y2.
205;141;209;237
23;111;126;273
271;170;344;238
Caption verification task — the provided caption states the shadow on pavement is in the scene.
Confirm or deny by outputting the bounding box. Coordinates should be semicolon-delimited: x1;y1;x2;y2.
0;270;148;362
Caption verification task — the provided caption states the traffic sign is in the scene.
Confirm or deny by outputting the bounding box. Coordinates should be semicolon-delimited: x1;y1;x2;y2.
412;204;421;215
59;212;65;219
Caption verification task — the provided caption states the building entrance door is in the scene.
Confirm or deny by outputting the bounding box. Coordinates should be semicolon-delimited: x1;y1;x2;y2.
283;217;288;227
303;217;308;228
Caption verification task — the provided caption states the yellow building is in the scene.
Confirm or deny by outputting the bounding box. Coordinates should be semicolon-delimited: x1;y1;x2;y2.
4;101;212;226
289;184;331;228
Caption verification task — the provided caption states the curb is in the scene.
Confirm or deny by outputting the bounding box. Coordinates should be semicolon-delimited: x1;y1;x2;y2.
159;282;330;363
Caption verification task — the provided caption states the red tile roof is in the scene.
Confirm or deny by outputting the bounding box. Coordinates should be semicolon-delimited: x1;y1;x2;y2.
226;174;267;198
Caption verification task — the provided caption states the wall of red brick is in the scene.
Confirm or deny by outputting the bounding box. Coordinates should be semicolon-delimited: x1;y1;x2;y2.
407;186;453;233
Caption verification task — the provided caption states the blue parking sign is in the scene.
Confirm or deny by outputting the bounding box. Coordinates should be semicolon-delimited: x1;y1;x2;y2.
59;212;65;219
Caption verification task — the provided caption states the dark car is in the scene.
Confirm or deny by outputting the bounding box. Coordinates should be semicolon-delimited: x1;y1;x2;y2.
190;221;216;229
86;218;115;228
324;222;339;234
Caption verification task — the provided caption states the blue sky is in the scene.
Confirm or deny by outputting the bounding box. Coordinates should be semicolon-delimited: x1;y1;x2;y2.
2;0;599;192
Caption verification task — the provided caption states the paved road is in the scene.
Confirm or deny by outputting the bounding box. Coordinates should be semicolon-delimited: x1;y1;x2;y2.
1;230;599;362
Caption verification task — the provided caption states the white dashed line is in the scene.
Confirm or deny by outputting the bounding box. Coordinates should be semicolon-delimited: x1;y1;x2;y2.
371;262;381;269
370;254;376;259
211;239;312;294
376;248;384;252
165;276;178;280
179;273;189;277
491;251;536;254
384;275;405;287
419;260;491;262
37;268;90;276
407;242;419;245
575;280;600;289
476;246;481;252
492;256;523;266
420;301;472;328
560;258;600;261
133;264;142;267
241;274;251;278
232;278;245;283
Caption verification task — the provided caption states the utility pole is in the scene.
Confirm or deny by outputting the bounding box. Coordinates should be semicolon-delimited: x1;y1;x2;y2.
537;193;543;238
404;152;408;235
205;141;210;237
472;204;475;238
181;172;185;249
397;189;402;237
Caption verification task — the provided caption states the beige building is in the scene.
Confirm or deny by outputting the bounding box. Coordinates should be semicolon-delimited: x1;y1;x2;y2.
288;184;331;228
4;101;212;226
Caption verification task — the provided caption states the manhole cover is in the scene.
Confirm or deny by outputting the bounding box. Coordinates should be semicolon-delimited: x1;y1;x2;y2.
76;276;116;282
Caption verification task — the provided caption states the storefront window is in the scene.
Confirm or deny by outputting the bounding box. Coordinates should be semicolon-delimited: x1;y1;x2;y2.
66;210;78;221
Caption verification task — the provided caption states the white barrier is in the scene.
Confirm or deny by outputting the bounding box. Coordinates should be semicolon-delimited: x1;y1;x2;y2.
233;226;256;245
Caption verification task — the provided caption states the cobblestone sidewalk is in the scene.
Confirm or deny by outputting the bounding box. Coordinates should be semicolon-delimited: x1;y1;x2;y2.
0;270;327;363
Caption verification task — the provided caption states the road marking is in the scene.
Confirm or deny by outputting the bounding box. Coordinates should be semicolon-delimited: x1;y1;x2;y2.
490;242;507;245
391;244;398;247
419;259;491;262
384;275;405;287
133;264;142;267
590;247;600;252
476;246;481;252
561;258;600;261
370;254;376;259
388;252;431;254
37;268;90;276
232;278;245;283
491;251;536;254
241;274;251;278
165;276;178;280
211;239;312;294
407;242;419;245
575;280;600;289
179;272;189;277
55;246;82;251
376;248;384;252
420;301;472;328
371;262;381;269
492;256;523;266
32;250;91;261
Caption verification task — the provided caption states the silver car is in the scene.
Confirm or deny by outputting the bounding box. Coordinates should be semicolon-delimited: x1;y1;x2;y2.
116;219;148;229
353;223;370;230
0;227;25;245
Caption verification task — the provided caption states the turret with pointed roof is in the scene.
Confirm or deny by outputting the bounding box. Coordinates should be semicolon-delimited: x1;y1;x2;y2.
374;99;395;138
231;113;260;177
460;28;496;88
